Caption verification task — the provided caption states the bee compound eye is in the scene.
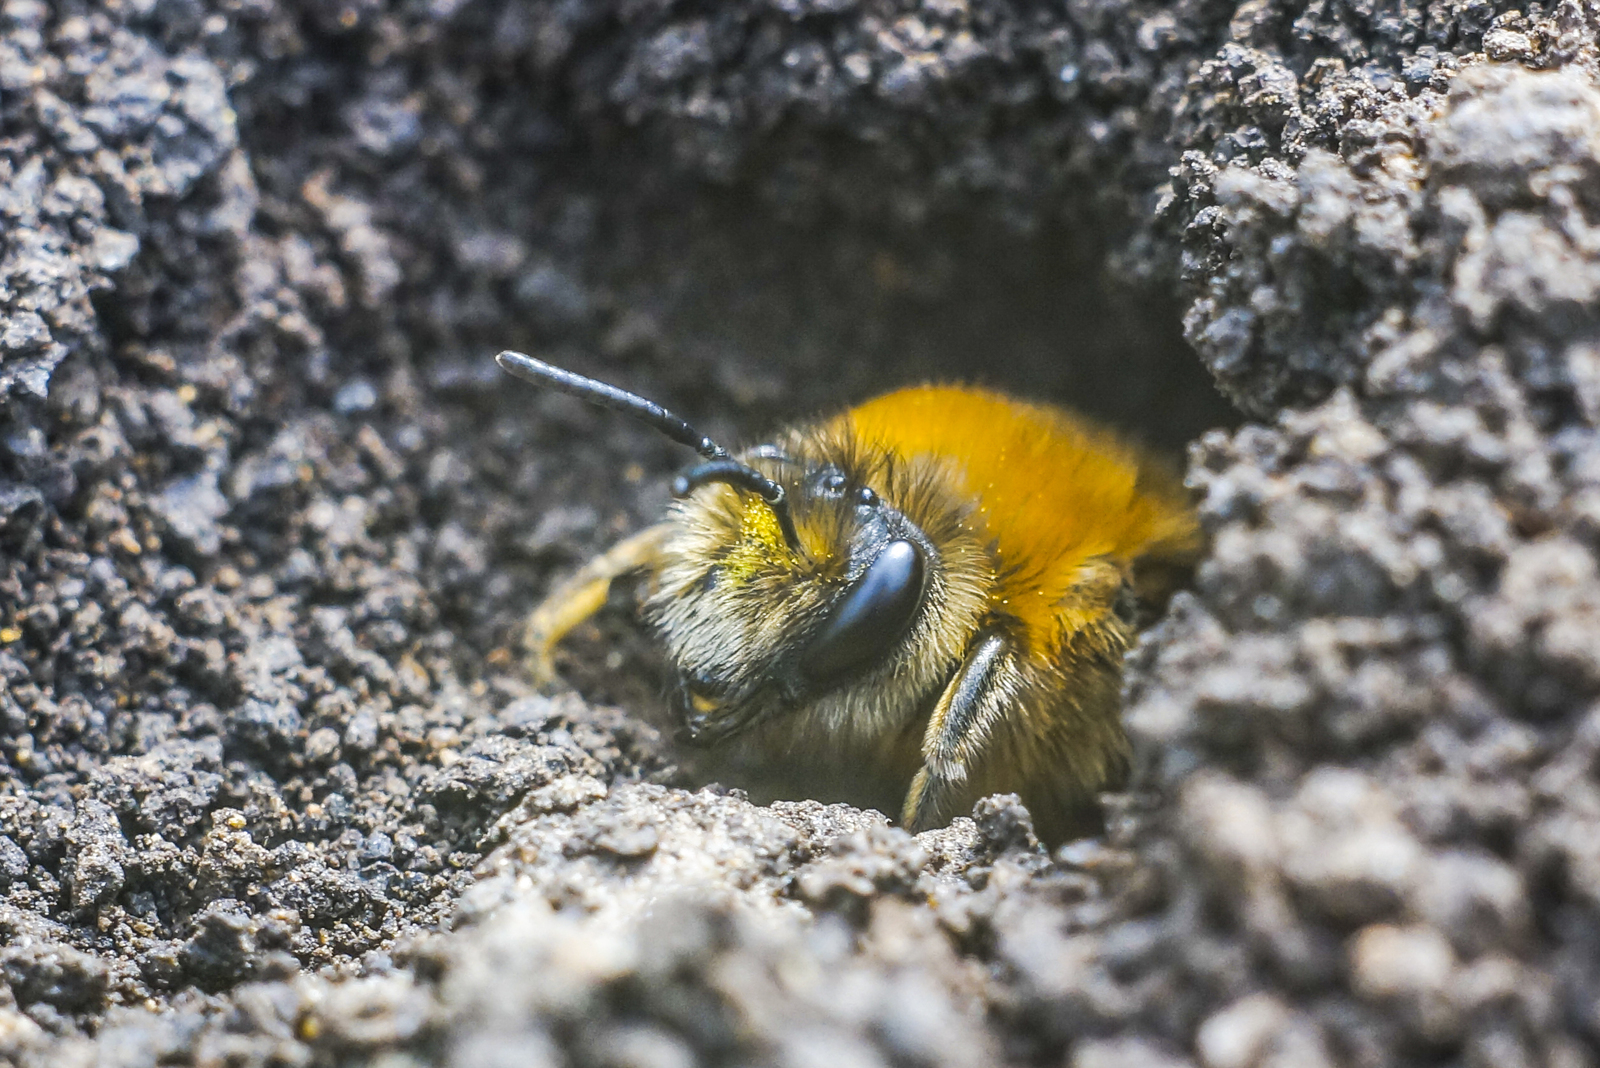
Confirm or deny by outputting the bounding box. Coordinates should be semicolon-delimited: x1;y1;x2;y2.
798;539;925;683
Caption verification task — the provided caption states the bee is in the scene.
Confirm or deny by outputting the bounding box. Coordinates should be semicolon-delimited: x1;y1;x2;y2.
498;350;1201;843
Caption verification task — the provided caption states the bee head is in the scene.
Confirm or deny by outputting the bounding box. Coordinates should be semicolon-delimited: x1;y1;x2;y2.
494;351;986;746
648;435;988;747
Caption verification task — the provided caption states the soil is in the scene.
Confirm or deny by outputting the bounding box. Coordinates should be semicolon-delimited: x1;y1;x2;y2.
1;1;1598;1066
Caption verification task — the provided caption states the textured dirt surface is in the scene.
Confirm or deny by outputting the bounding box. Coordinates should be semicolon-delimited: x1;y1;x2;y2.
2;0;1599;1065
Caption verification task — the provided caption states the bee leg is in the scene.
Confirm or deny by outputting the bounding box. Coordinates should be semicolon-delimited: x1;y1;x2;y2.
902;630;1015;833
522;523;672;687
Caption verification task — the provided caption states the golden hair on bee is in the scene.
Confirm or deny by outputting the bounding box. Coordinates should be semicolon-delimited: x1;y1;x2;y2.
498;351;1201;844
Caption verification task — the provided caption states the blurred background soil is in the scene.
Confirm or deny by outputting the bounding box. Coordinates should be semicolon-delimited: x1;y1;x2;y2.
1;1;1599;1065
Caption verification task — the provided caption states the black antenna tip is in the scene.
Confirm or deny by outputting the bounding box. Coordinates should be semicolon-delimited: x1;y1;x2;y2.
495;350;557;384
494;349;728;460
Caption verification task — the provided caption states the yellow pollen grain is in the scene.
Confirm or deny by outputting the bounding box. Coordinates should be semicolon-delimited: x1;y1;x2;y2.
722;502;787;583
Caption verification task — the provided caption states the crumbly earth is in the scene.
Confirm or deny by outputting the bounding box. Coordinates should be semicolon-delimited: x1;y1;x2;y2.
0;0;1597;1065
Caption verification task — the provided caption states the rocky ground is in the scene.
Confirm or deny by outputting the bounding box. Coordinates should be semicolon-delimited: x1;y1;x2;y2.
0;0;1597;1065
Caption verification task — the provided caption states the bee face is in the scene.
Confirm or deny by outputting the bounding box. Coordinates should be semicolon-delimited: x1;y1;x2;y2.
647;443;991;751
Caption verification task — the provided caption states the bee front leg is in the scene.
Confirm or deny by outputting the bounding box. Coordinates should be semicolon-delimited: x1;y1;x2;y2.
902;629;1017;833
522;523;672;687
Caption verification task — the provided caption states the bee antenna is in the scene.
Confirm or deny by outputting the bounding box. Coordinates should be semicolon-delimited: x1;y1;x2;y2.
673;460;800;551
496;350;801;551
497;350;731;460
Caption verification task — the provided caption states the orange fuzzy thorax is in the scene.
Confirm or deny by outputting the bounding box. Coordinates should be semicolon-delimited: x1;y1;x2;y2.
834;385;1197;654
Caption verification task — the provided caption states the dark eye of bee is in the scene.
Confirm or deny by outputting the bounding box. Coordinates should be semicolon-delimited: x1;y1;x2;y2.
817;469;849;497
799;539;925;683
812;467;878;507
